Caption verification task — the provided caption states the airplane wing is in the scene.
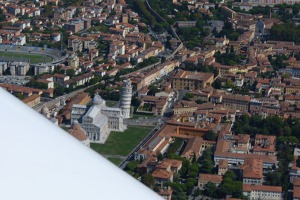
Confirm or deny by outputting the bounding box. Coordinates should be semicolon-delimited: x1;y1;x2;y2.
0;88;162;200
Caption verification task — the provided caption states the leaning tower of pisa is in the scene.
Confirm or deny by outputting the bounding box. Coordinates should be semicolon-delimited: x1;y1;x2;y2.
119;79;132;119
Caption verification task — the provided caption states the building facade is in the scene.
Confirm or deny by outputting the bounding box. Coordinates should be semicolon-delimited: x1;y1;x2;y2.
243;184;282;200
119;79;132;118
172;70;214;91
71;94;126;143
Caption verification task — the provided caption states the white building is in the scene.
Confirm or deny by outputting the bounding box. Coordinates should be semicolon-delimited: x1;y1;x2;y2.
71;104;87;124
51;33;61;42
71;94;126;143
119;79;132;118
243;184;282;200
68;54;79;68
34;65;54;75
9;62;30;76
0;62;7;75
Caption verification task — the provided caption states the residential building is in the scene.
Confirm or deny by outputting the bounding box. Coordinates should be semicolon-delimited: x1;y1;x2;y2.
9;62;30;76
0;62;8;75
53;74;70;86
222;94;251;111
174;100;198;115
243;184;282;200
152;169;174;187
198;174;223;190
172;70;214;90
240;158;264;185
22;94;40;107
68;54;79;68
253;134;276;156
218;159;228;175
34;65;54;75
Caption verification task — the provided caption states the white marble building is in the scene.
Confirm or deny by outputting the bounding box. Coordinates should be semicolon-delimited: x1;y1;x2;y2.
71;94;126;144
119;79;132;118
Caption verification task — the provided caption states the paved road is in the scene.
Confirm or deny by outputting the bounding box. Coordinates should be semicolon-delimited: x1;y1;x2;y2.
119;121;165;169
101;154;127;160
124;117;159;127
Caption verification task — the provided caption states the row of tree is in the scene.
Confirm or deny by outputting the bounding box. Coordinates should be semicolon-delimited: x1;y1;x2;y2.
132;0;156;27
269;23;300;44
203;170;243;199
233;114;300;140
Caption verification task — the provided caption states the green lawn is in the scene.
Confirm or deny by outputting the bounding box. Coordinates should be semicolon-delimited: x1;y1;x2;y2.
91;126;152;156
107;157;123;165
105;100;118;107
0;51;53;64
131;114;156;119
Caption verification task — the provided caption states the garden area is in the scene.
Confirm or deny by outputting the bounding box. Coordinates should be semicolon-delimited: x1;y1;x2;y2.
91;126;152;156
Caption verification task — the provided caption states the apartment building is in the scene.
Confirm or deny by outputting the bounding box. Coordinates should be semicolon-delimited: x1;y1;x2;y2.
243;184;282;200
253;134;276;156
172;70;214;90
222;94;251;111
174;100;198;115
152;169;174;187
198;174;223;190
240;158;264;185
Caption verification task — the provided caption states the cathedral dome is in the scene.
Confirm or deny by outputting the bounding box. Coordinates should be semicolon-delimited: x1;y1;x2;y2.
93;94;103;105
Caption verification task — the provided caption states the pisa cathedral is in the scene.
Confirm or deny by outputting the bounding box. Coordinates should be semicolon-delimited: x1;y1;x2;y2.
71;80;132;143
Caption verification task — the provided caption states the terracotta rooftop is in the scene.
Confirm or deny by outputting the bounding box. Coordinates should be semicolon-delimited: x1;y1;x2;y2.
174;69;214;82
156;161;171;170
294;177;300;187
234;134;250;144
223;94;251;102
152;169;173;180
219;159;228;169
199;173;223;183
22;94;40;104
240;158;263;179
243;184;282;193
164;159;182;168
294;186;300;198
68;123;87;142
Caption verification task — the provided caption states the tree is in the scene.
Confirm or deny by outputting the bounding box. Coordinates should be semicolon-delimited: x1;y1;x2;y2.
283;125;292;136
141;173;155;188
157;152;164;161
148;85;159;96
66;69;76;78
125;161;138;172
133;0;156;27
42;5;53;18
213;79;222;89
297;156;300;168
200;159;213;173
203;182;217;198
54;83;65;96
203;130;217;141
200;149;213;161
218;181;242;198
217;171;242;198
185;181;194;195
265;172;281;186
183;93;193;100
223;170;237;181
